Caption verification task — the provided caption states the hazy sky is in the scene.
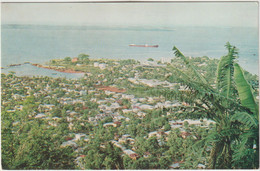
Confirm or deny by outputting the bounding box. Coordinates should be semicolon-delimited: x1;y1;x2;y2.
1;2;259;27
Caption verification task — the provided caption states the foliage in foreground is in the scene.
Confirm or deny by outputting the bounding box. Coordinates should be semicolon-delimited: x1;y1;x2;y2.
162;42;259;169
2;120;75;169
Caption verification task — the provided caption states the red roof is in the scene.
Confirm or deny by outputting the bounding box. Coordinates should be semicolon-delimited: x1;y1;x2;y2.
82;106;89;110
130;153;139;158
121;106;128;109
114;121;121;125
72;57;78;62
181;132;191;136
65;137;74;141
95;85;126;93
144;152;151;155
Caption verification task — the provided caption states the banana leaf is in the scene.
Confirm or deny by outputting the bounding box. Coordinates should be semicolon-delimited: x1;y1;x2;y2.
234;63;258;115
216;43;238;98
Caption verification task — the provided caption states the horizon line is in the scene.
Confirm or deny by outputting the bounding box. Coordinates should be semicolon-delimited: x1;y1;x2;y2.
2;23;258;29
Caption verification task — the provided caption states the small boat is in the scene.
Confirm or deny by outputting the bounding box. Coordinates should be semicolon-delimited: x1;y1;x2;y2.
129;44;159;48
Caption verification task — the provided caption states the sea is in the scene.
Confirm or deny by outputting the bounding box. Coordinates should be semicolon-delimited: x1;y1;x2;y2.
1;24;259;78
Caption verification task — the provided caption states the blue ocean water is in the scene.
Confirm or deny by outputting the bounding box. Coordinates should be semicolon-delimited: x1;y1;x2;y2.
1;24;258;76
1;63;84;79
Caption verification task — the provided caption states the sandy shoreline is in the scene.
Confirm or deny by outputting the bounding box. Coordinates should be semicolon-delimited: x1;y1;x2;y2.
32;64;85;74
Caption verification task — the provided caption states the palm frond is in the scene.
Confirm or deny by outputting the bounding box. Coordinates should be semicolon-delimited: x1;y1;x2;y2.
172;46;208;85
232;129;259;169
170;68;242;111
231;112;258;129
218;128;241;137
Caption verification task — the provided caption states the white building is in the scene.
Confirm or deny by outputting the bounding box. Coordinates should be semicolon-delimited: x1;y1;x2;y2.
94;62;99;67
61;140;78;148
122;94;135;99
74;133;87;141
99;63;107;70
35;113;46;119
139;104;154;110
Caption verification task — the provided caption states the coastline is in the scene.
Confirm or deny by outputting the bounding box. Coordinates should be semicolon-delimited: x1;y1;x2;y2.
31;63;85;74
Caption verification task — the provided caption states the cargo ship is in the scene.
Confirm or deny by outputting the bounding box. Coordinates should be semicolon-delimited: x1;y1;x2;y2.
129;44;159;48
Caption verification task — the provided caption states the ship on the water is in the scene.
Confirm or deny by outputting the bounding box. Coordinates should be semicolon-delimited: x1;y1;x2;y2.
129;44;159;48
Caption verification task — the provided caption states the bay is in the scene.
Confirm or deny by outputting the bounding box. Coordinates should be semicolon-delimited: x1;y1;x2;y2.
1;24;258;76
1;64;84;79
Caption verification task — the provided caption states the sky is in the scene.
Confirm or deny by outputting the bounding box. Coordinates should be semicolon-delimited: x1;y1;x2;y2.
1;2;259;28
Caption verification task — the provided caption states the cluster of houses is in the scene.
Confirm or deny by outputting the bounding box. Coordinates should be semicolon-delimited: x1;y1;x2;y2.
111;134;139;160
128;78;178;89
2;58;217;169
93;62;108;70
136;61;167;68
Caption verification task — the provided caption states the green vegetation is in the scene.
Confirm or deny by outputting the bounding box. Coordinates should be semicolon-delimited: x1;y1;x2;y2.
1;45;258;169
156;42;258;169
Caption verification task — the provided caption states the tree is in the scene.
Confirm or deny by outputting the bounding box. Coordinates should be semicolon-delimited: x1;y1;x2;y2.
144;136;161;156
158;156;171;169
82;141;124;169
166;129;184;161
148;58;154;62
164;122;171;131
50;60;56;64
8;71;16;78
231;63;259;169
2;121;75;169
152;43;258;169
64;57;71;62
78;53;90;64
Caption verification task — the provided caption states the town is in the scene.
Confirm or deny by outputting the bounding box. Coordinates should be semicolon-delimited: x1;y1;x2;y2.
1;52;259;169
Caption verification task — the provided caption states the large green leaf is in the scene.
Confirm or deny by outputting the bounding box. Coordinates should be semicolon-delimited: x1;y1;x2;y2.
216;42;238;98
234;63;258;115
